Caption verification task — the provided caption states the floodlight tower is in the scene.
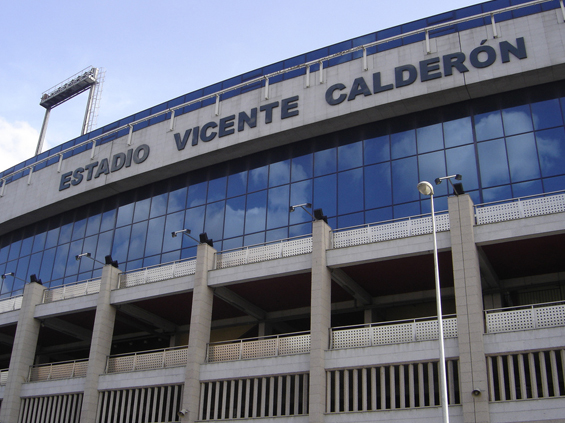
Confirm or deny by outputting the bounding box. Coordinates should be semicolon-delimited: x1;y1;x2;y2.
36;66;105;156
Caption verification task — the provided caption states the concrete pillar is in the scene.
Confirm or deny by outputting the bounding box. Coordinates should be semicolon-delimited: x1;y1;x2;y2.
0;281;45;423
80;264;120;423
448;194;490;423
181;242;216;422
309;219;332;423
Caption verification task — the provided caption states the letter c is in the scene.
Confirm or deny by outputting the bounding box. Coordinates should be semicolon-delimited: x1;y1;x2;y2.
326;83;347;105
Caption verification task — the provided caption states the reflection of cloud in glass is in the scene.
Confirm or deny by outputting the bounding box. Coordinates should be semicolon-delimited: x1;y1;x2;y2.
506;134;539;182
245;206;267;233
249;166;268;190
475;112;503;141
536;128;565;177
338;142;362;170
444;117;473;147
391;130;416;159
269;160;290;186
224;203;245;239
205;203;225;240
477;140;509;187
502;110;532;136
314;149;336;175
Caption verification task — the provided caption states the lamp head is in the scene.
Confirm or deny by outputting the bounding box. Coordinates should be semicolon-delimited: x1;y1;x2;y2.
417;181;434;196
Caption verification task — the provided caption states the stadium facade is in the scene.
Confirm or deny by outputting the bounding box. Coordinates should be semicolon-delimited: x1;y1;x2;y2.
1;0;565;422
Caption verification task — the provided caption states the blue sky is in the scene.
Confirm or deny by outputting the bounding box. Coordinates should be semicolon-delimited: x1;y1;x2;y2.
0;0;481;172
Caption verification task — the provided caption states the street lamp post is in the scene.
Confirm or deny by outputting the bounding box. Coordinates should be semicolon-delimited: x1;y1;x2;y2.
417;180;450;423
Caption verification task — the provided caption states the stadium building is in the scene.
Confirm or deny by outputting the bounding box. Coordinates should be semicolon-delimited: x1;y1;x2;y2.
1;0;565;421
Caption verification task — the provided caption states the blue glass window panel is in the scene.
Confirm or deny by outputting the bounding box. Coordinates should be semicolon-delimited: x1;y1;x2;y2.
20;236;33;257
502;105;533;136
561;98;565;124
419;151;448;197
145;217;166;257
52;243;70;280
40;247;56;281
111;227;131;265
536;127;565;177
338;168;364;215
227;171;247;197
222;237;243;251
269;160;290;188
512;180;543;197
417;123;443;154
162;250;180;263
248;165;268;192
267;186;289;230
128;221;148;261
49;279;64;289
245;191;267;234
543;175;565;192
85;214;101;237
366;207;393;224
187;181;207;208
365;163;392;209
95;231;113;264
290;181;313;225
291;154;313;182
266;228;288;243
181;246;198;259
208;177;227;202
532;99;563;130
421;196;448;214
100;209;116;232
224;197;245;239
289;223;311;238
143;255;161;267
506;133;540;182
338;212;364;229
364;135;390;165
391;130;416;159
244;232;265;246
338;141;363;171
133;198;151;223
126;259;143;271
478;139;510;187
482;185;512;203
116;203;134;227
445;144;479;191
8;240;21;262
392;157;419;204
184;206;205;242
79;235;98;273
65;240;84;276
0;246;9;264
16;255;30;285
28;252;42;281
475;111;504;141
162;211;185;253
205;201;225;241
393;202;420;219
150;193;168;218
314;174;337;217
168;187;187;214
314;148;336;177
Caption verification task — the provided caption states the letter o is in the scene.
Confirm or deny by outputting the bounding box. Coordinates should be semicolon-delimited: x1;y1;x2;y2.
470;45;496;69
133;144;150;164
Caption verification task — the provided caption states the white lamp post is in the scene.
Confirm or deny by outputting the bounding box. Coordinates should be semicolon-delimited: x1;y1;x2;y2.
417;180;450;423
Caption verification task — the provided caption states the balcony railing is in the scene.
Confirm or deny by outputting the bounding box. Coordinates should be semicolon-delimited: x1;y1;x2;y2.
331;315;458;350
206;331;311;363
105;346;188;373
118;257;196;289
215;235;312;269
485;301;565;334
42;278;101;303
332;212;450;249
0;368;8;385
475;191;565;225
0;295;23;313
28;359;88;382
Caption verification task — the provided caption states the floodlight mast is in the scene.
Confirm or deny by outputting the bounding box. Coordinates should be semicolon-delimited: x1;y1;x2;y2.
35;66;104;156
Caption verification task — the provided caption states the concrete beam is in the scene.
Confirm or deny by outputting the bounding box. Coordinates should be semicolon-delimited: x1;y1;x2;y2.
331;268;373;305
42;318;93;342
214;287;266;320
118;304;177;333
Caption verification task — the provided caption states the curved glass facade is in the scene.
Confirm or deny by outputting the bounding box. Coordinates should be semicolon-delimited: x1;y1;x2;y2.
1;82;565;297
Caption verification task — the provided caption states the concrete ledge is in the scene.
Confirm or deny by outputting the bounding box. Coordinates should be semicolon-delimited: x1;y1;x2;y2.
20;377;85;397
97;366;185;390
110;274;194;305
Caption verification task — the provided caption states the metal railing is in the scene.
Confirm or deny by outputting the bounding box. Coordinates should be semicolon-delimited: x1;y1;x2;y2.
330;315;458;350
215;235;312;269
117;257;196;289
0;368;8;385
207;331;311;362
475;190;565;225
42;278;101;303
0;0;555;195
0;295;23;313
332;211;450;249
27;359;88;382
105;346;188;373
485;301;565;333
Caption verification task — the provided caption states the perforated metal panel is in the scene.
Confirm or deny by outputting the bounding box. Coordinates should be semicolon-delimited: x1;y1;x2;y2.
19;393;83;423
0;295;23;313
0;369;8;385
208;342;242;363
42;279;101;303
278;334;311;355
486;308;535;333
331;327;371;349
106;347;188;373
119;258;196;288
476;193;565;225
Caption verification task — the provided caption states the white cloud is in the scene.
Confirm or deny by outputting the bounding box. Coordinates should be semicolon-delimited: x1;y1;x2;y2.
0;116;38;172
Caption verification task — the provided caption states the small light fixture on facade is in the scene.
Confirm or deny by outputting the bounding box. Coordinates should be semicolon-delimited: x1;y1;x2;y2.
1;272;28;285
435;174;464;196
172;229;213;247
290;203;327;223
76;252;111;267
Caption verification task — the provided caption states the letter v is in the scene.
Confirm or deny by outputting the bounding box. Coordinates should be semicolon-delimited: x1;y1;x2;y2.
174;129;192;150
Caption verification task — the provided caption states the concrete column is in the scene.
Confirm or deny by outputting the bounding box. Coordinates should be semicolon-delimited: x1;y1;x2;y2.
309;219;332;423
0;281;45;423
80;264;120;423
181;242;216;422
448;195;490;423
